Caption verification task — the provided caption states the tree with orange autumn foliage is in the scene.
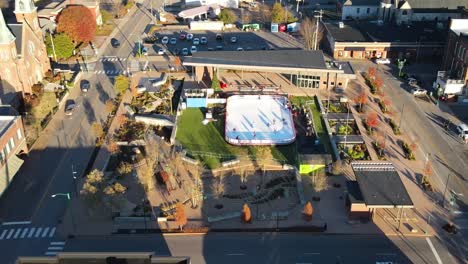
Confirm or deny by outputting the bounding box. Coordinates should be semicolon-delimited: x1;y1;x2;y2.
242;204;252;223
367;67;376;79
174;203;187;230
303;201;314;221
57;6;96;43
353;91;368;112
366;112;379;133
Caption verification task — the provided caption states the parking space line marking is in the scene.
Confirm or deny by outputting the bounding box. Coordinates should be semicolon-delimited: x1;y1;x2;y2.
226;253;245;256
304;253;320;255
426;237;443;264
50;241;65;245
45;252;58;256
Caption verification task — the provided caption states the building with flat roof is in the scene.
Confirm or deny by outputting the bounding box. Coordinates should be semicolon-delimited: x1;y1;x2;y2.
183;50;356;90
323;21;446;61
0;105;27;197
341;0;468;24
346;162;414;220
441;19;468;88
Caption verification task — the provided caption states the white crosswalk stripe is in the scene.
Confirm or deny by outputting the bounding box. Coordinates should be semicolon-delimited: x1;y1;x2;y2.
45;241;65;256
6;229;14;239
48;227;56;238
0;226;57;240
0;230;7;240
42;227;50;238
20;228;28;238
100;57;127;62
28;228;35;238
35;228;42;238
13;228;22;239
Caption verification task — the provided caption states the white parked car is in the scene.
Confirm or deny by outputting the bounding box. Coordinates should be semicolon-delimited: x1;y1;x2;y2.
161;36;169;44
375;58;391;64
200;37;207;44
193;38;200;45
187;33;194;40
182;48;189;56
170;38;177;45
236;47;244;51
456;123;468;141
190;46;197;54
158;48;165;55
231;36;238;43
410;88;427;96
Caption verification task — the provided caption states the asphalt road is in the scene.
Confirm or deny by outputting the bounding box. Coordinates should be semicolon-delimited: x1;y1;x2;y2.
60;233;456;264
351;60;468;260
0;0;158;262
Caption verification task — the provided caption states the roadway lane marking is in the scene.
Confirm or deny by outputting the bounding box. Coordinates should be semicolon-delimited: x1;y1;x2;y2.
42;227;50;238
28;228;35;238
20;228;28;238
426;237;443;264
48;227;56;238
50;241;65;246
226;253;245;256
6;229;14;239
304;253;320;255
0;230;7;240
2;221;31;226
35;228;42;238
13;228;22;239
45;252;58;256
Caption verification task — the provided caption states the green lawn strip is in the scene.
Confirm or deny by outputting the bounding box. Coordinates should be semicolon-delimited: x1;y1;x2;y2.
176;108;297;168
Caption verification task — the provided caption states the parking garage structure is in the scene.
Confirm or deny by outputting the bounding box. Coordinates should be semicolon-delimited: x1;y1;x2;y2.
182;50;356;90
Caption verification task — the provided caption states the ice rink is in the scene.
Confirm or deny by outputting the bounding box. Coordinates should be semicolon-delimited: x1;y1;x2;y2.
225;95;296;145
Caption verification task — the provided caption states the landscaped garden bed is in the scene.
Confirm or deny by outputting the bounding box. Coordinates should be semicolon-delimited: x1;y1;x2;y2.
329;120;360;135
338;144;370;161
400;141;416;160
321;100;349;113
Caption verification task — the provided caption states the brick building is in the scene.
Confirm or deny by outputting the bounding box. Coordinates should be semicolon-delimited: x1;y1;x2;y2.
0;0;51;105
442;19;468;84
0;105;27;197
323;21;446;62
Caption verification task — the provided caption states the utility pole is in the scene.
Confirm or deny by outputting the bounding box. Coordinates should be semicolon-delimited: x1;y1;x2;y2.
313;10;323;50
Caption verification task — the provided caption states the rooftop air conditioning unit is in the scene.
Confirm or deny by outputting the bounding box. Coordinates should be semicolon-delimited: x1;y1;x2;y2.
338;22;344;28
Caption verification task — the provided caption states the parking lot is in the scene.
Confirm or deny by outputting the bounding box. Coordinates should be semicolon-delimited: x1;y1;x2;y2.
143;29;304;56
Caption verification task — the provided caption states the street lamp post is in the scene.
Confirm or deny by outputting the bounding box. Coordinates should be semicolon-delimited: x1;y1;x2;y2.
71;164;78;195
51;193;76;235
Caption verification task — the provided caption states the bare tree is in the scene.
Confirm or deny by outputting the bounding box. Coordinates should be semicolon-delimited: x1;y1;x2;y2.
300;16;324;50
258;3;272;24
310;171;328;193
